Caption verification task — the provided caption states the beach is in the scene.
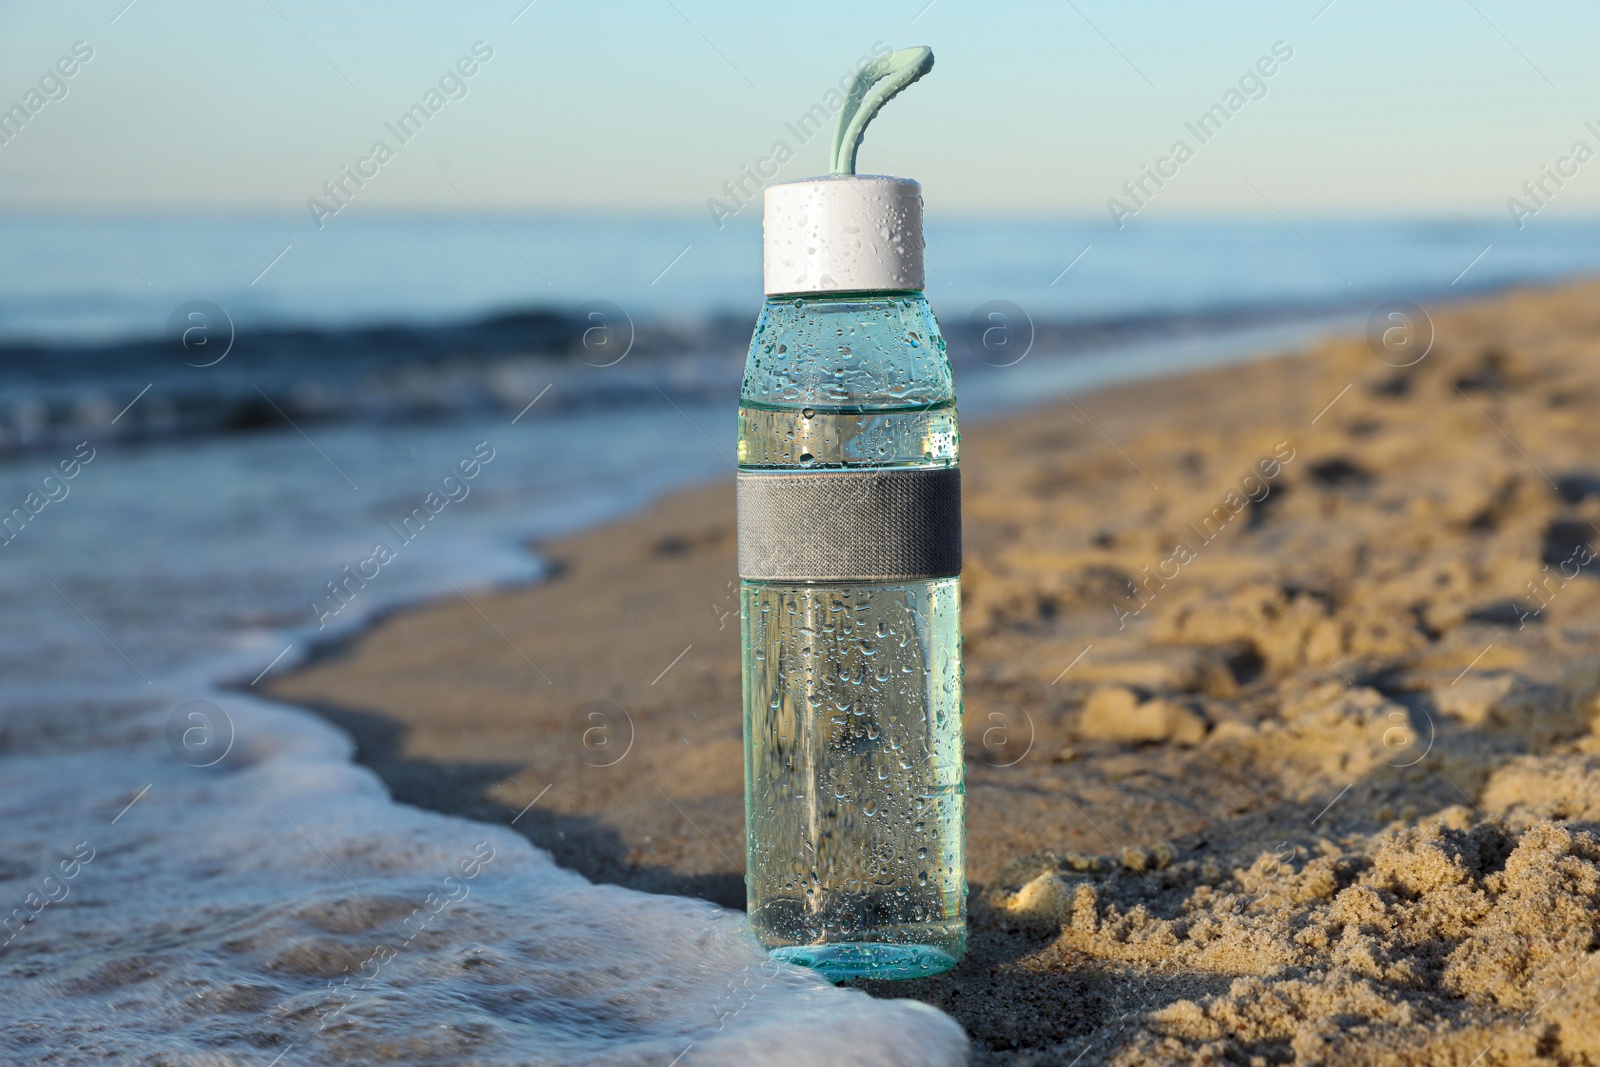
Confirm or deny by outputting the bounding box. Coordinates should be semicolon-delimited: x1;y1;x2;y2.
270;278;1600;1065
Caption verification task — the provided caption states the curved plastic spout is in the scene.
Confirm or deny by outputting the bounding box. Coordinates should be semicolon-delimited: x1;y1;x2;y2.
828;46;935;176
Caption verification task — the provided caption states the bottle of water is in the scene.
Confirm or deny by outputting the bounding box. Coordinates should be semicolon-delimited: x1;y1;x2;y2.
738;47;964;981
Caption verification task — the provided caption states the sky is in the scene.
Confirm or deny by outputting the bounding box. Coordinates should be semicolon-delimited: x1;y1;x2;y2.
3;0;1600;225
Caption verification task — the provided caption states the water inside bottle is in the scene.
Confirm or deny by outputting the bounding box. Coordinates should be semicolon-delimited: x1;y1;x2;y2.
739;293;965;980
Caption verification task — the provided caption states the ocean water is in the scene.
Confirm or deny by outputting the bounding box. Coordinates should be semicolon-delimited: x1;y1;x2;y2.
7;213;1600;347
6;213;1599;455
4;212;1600;1063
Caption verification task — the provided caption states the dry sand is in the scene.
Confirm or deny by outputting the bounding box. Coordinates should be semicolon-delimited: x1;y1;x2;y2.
269;280;1600;1065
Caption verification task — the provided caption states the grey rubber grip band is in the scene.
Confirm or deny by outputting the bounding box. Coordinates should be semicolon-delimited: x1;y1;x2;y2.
737;466;961;582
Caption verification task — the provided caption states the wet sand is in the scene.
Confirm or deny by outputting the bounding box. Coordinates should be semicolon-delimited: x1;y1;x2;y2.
269;279;1600;1065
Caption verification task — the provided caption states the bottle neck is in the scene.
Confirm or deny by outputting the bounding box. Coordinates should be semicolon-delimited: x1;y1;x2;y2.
742;288;951;411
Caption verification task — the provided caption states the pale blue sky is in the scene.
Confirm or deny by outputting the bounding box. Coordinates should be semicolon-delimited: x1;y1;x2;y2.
3;0;1599;222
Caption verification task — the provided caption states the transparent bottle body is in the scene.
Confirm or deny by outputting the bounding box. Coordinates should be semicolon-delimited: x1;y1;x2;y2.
739;291;965;980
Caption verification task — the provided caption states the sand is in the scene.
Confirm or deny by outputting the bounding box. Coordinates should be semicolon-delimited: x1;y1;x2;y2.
269;280;1600;1064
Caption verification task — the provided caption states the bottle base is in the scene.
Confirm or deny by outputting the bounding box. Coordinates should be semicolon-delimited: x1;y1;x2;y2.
769;941;959;982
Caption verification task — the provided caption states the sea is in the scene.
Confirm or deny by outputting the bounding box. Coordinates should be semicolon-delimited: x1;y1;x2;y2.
1;211;1596;1064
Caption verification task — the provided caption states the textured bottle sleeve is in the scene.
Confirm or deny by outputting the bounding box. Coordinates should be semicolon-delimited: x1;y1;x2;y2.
737;466;961;582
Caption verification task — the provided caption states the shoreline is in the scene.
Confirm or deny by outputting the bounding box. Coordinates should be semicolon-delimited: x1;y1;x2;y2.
268;278;1600;1064
262;334;1320;902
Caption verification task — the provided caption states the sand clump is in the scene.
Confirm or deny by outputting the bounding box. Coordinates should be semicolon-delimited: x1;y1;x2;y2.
1079;686;1207;746
994;809;1600;1065
975;634;1600;1063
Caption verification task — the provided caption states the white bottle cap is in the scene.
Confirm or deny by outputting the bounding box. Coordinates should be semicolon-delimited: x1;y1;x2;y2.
762;174;925;296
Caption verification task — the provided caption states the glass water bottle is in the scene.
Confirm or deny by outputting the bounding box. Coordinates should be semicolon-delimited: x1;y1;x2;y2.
738;168;965;981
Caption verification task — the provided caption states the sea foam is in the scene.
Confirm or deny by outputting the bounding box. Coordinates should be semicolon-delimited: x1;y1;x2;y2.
0;693;967;1065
